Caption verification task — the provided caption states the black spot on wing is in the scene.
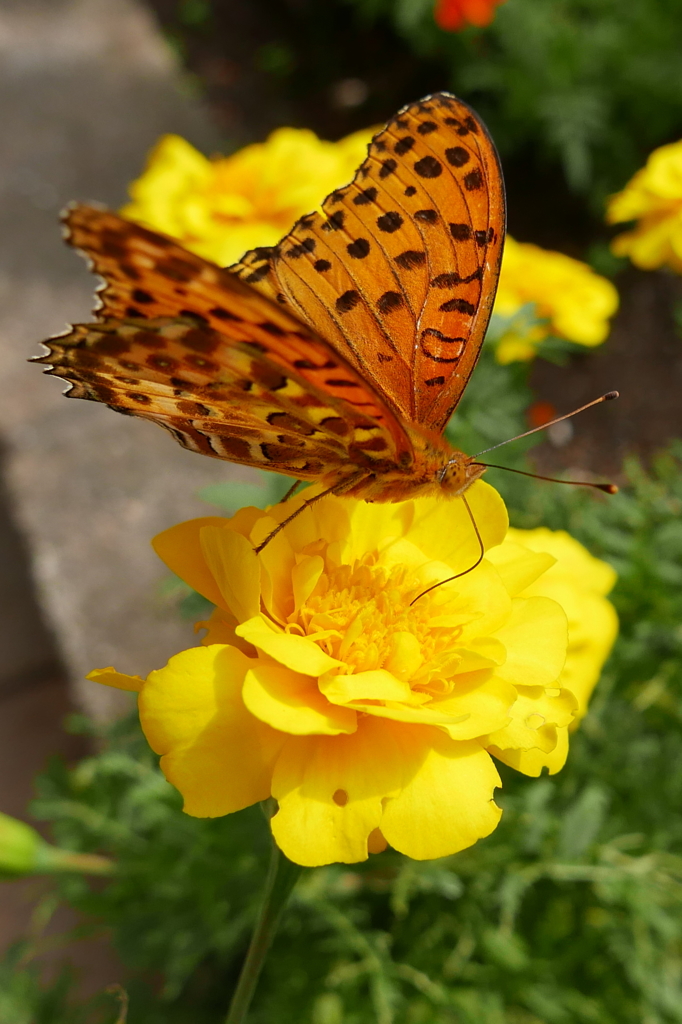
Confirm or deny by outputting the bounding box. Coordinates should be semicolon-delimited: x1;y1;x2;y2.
377;291;404;314
415;209;438;224
394;136;415;155
414;156;442;178
440;298;477;314
464;168;483;191
449;223;472;241
395;250;426;270
377;211;403;233
322;211;345;231
347;238;370;259
336;290;361;313
431;268;482;287
353;187;378;206
445;147;470;167
209;306;242;321
420;328;466;364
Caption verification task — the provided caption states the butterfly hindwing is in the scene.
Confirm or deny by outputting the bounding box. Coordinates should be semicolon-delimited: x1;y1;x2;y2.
40;208;414;479
232;92;505;434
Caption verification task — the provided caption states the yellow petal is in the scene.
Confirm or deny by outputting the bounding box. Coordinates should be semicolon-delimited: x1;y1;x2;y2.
200;526;260;622
152;517;230;607
486;685;577;753
493;596;567;687
434;673;516;740
292;554;325;613
139;645;284;817
446;560;514;642
490;726;569;776
486;541;557;597
236;616;340;675
345;701;471;727
405;481;508;572
251;522;297;624
383;631;423;680
271;716;407;866
87;667;144;692
320;669;412;705
379;724;502;860
243;662;356;735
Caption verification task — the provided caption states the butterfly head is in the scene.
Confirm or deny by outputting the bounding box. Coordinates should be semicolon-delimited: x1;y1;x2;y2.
438;453;486;497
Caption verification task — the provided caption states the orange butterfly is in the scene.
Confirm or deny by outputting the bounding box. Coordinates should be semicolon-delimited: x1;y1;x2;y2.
36;93;505;521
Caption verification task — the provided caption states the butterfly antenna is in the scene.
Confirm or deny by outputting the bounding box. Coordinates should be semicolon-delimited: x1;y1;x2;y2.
472;462;618;494
473;391;619;458
410;495;484;607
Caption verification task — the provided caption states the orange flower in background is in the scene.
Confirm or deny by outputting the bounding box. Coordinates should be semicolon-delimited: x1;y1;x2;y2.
434;0;505;31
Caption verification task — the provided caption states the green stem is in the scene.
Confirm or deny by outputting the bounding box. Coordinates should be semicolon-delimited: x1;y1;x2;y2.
225;835;303;1024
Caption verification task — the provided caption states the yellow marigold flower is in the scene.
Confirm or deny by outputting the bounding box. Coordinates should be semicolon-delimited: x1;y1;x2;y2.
121;128;375;267
493;237;619;364
607;140;682;273
90;484;616;867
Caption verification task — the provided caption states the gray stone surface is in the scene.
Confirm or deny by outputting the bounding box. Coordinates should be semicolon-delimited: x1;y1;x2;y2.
0;0;255;716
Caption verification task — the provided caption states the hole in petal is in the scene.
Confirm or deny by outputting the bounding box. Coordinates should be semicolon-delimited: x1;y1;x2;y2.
367;828;388;854
333;789;349;806
525;713;546;729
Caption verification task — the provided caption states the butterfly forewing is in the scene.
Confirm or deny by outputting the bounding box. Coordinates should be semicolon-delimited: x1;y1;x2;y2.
232;93;505;434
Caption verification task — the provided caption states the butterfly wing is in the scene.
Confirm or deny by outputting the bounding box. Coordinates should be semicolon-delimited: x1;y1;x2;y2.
37;207;412;480
232;92;505;435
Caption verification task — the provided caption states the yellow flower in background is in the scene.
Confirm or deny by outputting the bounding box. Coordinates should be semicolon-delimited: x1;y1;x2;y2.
91;487;616;867
121;128;375;267
493;237;619;364
607;140;682;273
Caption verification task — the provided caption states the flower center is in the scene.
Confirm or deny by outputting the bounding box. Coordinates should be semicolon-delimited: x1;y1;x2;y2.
294;556;464;692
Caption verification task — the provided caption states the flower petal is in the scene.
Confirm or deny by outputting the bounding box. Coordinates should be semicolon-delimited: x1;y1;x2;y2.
243;662;356;735
271;717;405;865
139;645;284;816
486;541;557;597
490;726;569;777
87;667;144;692
320;669;412;705
406;481;508;570
236;616;341;675
200;526;261;622
379;724;502;860
434;673;516;739
291;555;325;614
152;517;230;607
486;685;577;753
493;596;567;687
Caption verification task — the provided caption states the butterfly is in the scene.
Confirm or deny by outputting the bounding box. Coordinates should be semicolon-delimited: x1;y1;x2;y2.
36;93;505;521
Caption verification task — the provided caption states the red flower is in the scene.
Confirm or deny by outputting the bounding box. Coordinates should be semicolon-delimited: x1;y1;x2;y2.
434;0;505;31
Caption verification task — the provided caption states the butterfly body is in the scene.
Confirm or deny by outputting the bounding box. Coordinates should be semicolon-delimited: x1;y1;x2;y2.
335;430;484;502
36;93;505;508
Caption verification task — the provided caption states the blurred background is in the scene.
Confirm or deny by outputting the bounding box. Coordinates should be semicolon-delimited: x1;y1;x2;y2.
1;0;682;1016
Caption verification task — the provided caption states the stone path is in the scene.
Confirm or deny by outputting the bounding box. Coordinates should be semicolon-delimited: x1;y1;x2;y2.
0;0;242;716
0;0;252;985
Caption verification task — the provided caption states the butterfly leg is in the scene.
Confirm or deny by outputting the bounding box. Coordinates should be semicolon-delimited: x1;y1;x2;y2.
254;472;368;554
280;479;303;502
